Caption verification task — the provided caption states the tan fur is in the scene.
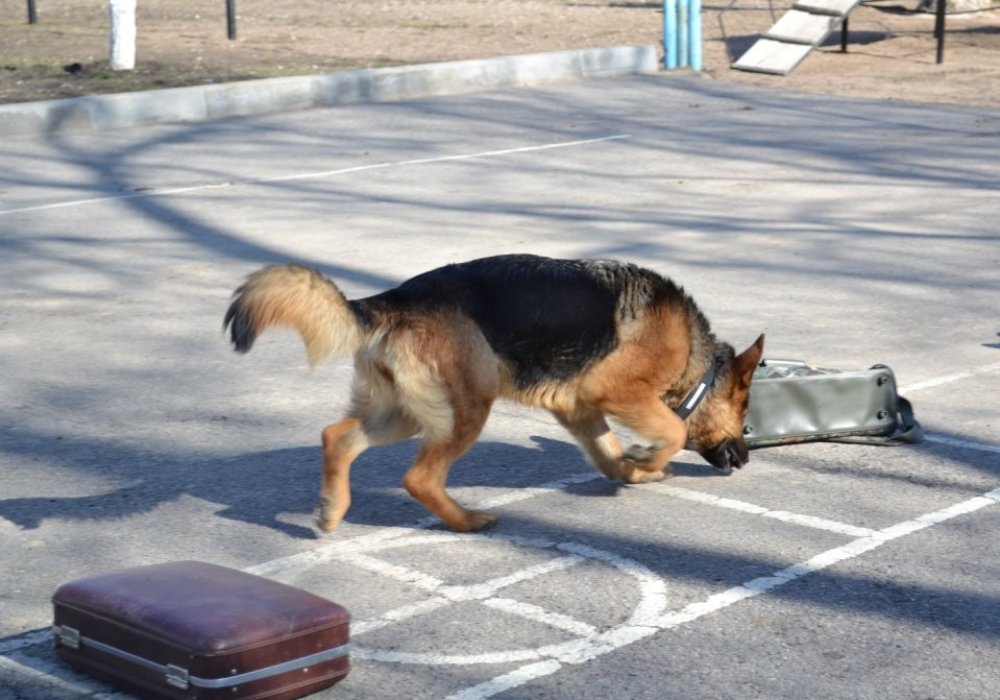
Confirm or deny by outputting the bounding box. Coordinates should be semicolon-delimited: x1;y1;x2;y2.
237;265;363;366
687;335;764;452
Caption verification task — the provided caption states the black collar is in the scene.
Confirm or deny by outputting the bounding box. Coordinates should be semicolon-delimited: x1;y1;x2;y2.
674;359;718;420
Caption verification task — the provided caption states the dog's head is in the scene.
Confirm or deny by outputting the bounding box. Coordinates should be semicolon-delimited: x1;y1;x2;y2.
686;334;764;474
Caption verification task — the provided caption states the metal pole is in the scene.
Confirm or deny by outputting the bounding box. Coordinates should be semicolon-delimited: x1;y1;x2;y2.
27;0;37;24
934;0;946;64
678;0;689;69
664;0;678;69
109;0;137;70
840;17;849;52
688;0;702;70
227;0;237;40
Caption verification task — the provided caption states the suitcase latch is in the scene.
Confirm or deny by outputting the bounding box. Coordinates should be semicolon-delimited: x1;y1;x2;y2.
165;664;190;690
55;625;80;650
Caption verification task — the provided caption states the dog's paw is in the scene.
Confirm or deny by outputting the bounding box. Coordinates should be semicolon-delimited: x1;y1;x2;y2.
314;498;342;533
458;509;498;532
624;468;671;484
620;454;673;484
623;443;655;464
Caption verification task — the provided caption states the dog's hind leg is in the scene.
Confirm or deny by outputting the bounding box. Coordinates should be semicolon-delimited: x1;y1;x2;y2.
403;420;496;532
315;417;369;533
315;360;422;533
401;376;497;531
316;408;422;532
551;408;625;480
399;318;500;532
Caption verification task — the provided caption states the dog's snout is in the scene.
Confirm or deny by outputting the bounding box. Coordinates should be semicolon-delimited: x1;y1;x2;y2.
727;442;748;469
702;439;749;475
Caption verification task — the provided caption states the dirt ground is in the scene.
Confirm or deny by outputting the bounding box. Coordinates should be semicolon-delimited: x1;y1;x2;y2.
1;1;998;108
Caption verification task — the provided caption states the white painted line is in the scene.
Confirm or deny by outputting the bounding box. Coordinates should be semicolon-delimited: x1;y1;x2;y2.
898;361;1000;394
349;533;668;668
483;598;599;638
354;646;543;666
911;489;1000;525
446;660;563;700
0;135;630;217
245;525;418;578
762;510;876;537
537;624;659;665
438;555;583;602
446;486;1000;699
352;597;453;636
555;541;667;628
265;135;632;185
663;488;769;515
647;483;876;538
473;471;602;510
340;552;447;593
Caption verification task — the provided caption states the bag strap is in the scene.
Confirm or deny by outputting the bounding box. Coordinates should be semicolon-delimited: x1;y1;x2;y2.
829;396;925;446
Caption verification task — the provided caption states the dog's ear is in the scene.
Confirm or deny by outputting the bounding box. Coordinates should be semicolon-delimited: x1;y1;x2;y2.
733;333;765;389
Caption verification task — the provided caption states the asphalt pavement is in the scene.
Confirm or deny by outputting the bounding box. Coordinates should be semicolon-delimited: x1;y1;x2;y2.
1;53;998;700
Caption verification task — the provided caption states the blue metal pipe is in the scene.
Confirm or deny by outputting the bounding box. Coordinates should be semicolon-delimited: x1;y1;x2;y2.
663;0;678;70
689;0;702;70
677;0;688;68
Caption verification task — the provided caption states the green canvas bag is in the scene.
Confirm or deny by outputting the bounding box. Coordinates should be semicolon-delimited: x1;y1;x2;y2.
744;360;924;449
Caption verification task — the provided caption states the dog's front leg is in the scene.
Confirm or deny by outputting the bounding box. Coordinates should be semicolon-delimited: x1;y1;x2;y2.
315;417;369;533
551;408;624;480
607;398;687;483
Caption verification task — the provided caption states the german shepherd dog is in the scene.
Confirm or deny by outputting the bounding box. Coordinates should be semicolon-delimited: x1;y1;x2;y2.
224;254;764;533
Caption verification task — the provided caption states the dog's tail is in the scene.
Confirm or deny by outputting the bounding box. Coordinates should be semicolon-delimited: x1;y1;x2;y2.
224;264;364;366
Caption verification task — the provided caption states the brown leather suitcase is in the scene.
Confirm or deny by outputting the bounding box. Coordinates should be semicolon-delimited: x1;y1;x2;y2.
52;560;350;700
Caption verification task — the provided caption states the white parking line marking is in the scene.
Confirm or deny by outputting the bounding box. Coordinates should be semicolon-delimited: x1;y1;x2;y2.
555;541;666;628
647;484;877;537
439;556;584;602
340;552;447;593
355;646;544;666
0;135;630;217
761;510;877;536
348;532;669;667
448;660;563;700
265;135;632;185
446;486;1000;699
898;361;1000;394
483;599;599;638
473;471;604;510
353;597;453;636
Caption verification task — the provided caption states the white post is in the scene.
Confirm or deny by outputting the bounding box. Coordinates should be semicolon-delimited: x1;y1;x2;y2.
108;0;137;71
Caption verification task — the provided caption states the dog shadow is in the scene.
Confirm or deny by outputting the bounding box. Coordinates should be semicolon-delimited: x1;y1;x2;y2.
0;434;722;539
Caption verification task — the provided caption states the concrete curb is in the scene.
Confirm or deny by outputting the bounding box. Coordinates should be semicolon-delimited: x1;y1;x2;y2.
0;44;659;139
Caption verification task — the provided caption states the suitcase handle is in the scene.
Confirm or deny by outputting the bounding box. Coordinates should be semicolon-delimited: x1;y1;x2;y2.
828;396;924;446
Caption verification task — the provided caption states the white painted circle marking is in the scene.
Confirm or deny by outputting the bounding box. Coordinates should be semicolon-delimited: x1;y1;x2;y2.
323;530;667;666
